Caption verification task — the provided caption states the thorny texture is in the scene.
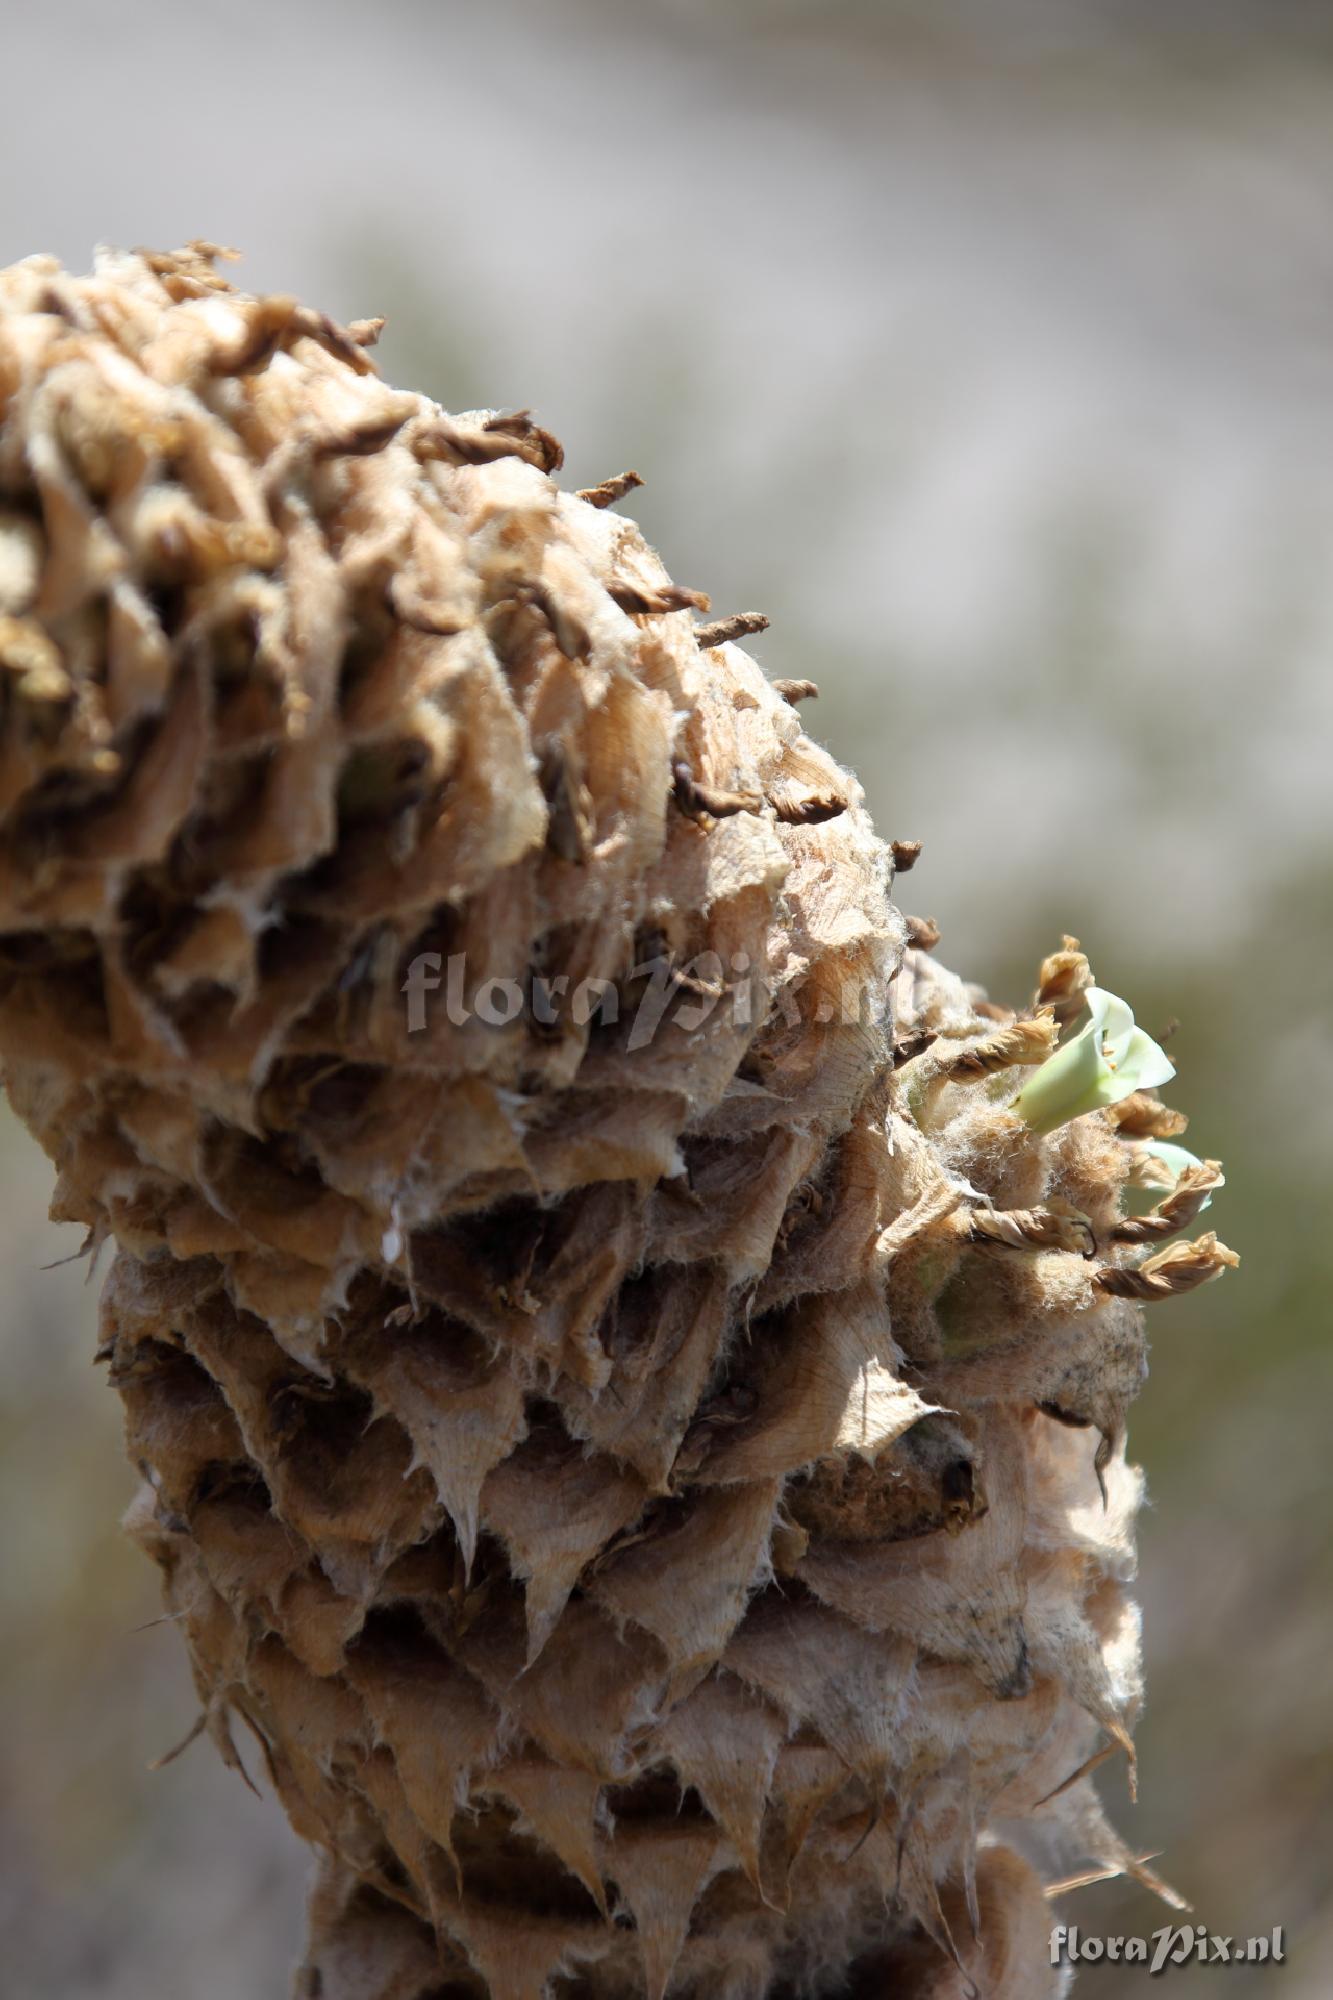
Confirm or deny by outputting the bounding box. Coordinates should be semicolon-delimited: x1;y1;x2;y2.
0;246;1234;2000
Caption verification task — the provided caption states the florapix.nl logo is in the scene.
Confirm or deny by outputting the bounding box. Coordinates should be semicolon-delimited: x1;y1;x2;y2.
1050;1923;1284;1973
401;947;889;1047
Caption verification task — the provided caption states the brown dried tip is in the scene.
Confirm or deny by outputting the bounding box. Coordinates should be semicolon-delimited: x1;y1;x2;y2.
1108;1092;1190;1142
137;241;240;298
347;316;385;347
937;1011;1058;1083
309;406;414;460
693;611;770;650
891;1028;939;1067
1096;1232;1239;1301
1044;1850;1187;1911
771;677;819;705
146;1710;209;1772
670;759;762;823
891;839;923;873
285;304;380;374
481;408;564;474
967;1204;1095;1258
770;790;849;826
413;414;556;471
1036;935;1094;1025
1111;1161;1224;1243
575;468;644;508
1122;1148;1180;1194
611;581;710;616
1033;1736;1130;1811
206;296;295;376
905;914;942;952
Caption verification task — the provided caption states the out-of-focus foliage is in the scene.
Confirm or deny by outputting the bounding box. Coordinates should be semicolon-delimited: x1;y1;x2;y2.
1;0;1330;1991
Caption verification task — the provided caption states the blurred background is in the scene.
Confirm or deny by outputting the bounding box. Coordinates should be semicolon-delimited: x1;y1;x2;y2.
2;0;1330;1991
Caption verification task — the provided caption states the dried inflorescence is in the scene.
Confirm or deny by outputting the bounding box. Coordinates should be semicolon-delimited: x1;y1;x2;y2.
0;245;1234;1999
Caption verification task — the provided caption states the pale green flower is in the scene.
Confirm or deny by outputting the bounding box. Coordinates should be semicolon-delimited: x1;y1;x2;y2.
1013;987;1175;1136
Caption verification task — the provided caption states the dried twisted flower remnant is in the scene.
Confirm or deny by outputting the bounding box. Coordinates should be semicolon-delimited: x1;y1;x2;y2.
0;245;1235;2000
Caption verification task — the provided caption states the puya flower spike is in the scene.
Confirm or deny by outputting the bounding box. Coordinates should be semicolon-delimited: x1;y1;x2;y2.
1013;986;1176;1135
0;247;1236;2000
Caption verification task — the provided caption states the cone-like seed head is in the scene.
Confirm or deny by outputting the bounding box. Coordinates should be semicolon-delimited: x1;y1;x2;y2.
0;245;1233;1999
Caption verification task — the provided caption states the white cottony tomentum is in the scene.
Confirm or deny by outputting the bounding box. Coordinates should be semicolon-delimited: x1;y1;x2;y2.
1013;988;1176;1136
